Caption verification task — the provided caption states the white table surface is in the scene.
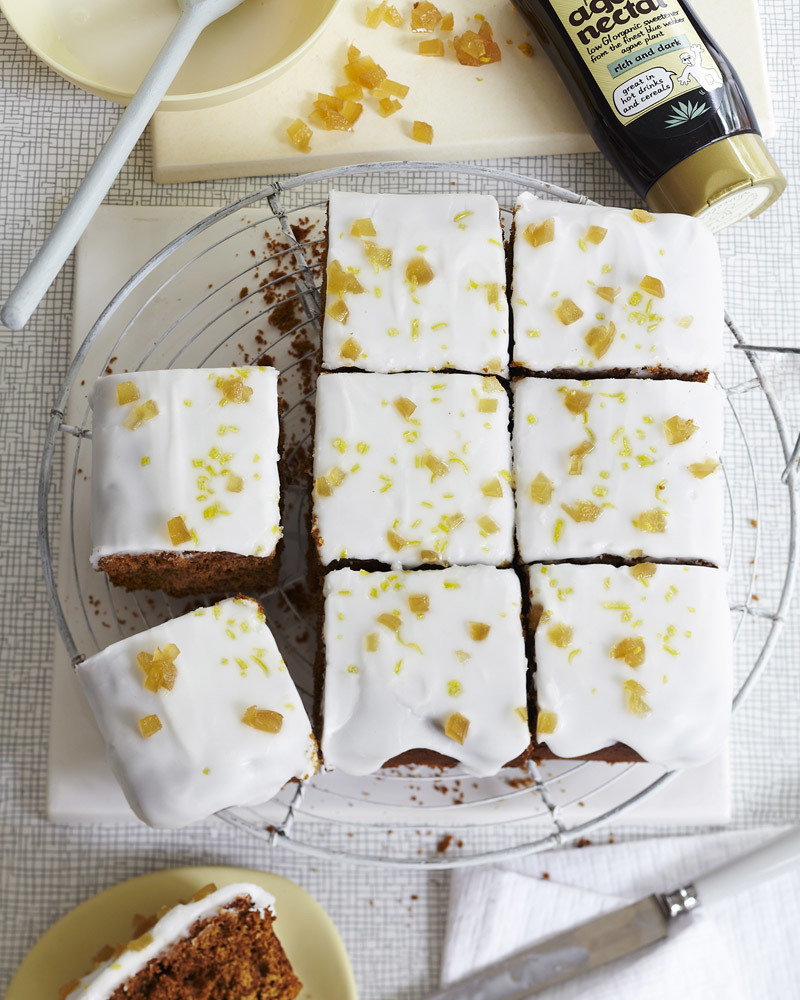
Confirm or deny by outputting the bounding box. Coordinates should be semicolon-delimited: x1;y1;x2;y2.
1;5;800;997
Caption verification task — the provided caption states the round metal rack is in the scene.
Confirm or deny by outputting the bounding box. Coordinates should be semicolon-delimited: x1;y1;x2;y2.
39;162;800;868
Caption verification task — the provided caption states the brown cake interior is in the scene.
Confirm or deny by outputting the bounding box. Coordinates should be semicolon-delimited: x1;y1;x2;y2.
103;898;301;1000
96;550;278;598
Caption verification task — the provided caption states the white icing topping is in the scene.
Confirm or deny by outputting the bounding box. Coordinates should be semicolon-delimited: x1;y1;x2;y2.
313;372;514;567
90;367;281;563
511;193;724;374
527;563;731;768
64;883;275;1000
76;598;318;828
512;377;724;564
321;566;530;776
322;190;509;375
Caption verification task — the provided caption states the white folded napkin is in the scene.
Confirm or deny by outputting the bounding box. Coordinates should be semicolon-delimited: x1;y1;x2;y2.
441;830;800;999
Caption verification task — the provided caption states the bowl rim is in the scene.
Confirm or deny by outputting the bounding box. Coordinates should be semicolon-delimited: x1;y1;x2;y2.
0;0;343;109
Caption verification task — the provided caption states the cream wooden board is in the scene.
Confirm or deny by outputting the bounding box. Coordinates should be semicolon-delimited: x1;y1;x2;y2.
151;0;775;183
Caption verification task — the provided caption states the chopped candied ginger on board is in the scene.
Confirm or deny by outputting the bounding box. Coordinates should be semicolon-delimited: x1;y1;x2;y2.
412;120;434;144
345;52;388;90
286;118;312;152
453;20;501;66
411;1;443;31
419;38;445;56
378;97;402;116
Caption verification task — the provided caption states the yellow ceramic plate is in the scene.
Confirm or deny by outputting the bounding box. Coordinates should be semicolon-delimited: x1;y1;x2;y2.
0;0;341;110
4;865;358;1000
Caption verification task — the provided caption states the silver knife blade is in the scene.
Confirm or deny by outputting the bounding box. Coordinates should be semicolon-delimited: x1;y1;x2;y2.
427;895;671;999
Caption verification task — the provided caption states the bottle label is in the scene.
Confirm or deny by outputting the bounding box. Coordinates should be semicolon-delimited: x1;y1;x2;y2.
550;0;726;127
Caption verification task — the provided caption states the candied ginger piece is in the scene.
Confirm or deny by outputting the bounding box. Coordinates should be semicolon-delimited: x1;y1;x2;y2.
116;381;139;405
596;285;620;303
412;120;434;144
328;466;346;487
584;321;616;359
440;11;454;29
678;315;694;329
347;44;361;62
623;679;651;716
167;516;191;546
128;932;154;952
631;208;655;223
477;514;499;534
363;241;393;268
326;300;349;324
481;477;503;498
445;711;469;744
633;509;667;533
523;218;555;248
408;593;430;614
568;439;594;475
406;256;434;287
585;225;607;245
640;274;665;298
286;118;312;152
350;218;376;237
217;374;253;405
386;529;407;551
529;472;554;505
138;714;162;739
515;705;528;721
340;336;362;361
337;82;364;101
422;452;449;479
454;19;501;65
383;3;403;25
123;399;159;430
537;710;558;736
315;476;333;497
411;0;442;31
345;53;388;90
341;100;363;125
327;259;365;296
309;105;353;132
378;78;410;98
378;97;401;118
365;2;387;27
478;398;498;413
688;458;720;479
242;705;283;734
561;500;603;522
546;623;572;648
468;621;490;641
663;415;698;444
226;472;244;493
610;636;646;668
630;562;657;583
518;42;534;56
563;388;592;414
419;38;444;56
394;396;417;419
377;611;402;632
192;883;218;902
554;298;583;326
365;632;380;652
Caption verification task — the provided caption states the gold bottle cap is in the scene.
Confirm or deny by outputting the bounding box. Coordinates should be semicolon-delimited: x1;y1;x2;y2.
645;133;786;232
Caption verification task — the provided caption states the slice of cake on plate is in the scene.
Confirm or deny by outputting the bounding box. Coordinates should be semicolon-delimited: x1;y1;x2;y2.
319;565;531;775
526;563;732;767
312;372;514;568
321;190;509;375
90;367;281;597
58;882;301;1000
512;376;725;565
510;193;724;378
77;597;318;828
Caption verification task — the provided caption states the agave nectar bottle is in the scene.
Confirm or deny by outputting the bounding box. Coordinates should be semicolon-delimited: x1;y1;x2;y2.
512;0;785;230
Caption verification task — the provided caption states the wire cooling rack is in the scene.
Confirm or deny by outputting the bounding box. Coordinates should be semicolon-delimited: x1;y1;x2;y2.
39;162;800;868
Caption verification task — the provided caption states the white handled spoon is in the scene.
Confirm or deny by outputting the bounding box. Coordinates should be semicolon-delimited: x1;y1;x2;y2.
1;0;247;332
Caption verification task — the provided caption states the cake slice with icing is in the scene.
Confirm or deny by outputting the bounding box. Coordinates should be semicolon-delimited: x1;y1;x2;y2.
320;565;531;775
527;563;732;767
312;372;514;568
77;597;318;828
510;193;724;378
322;190;509;375
90;367;281;596
57;882;301;1000
512;376;725;565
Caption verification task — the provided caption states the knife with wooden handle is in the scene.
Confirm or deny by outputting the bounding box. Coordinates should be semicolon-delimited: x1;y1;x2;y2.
427;825;800;999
